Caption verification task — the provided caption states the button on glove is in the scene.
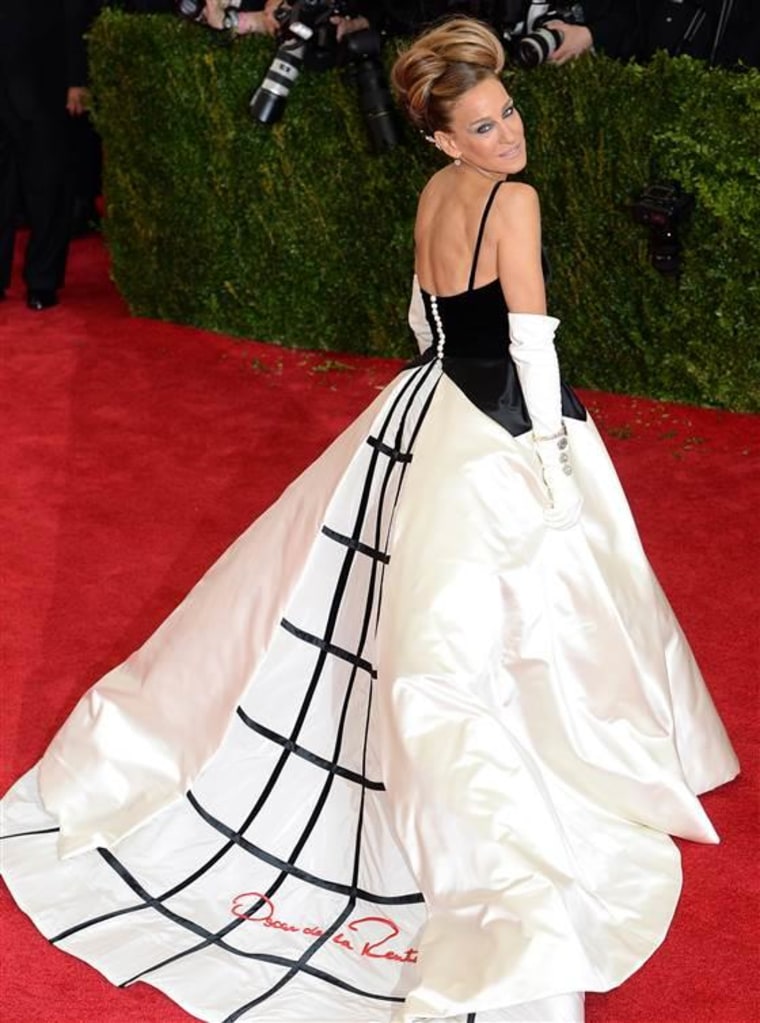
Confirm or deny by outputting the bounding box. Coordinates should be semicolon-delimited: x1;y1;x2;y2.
534;428;583;529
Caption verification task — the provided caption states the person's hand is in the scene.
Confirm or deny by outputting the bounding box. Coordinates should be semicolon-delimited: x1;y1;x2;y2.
545;21;593;64
201;0;225;29
203;0;280;35
239;5;280;35
534;430;583;530
329;14;369;42
66;86;89;116
263;0;283;28
261;0;281;34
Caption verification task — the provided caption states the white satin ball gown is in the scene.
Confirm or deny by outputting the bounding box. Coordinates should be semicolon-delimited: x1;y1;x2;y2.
1;181;739;1023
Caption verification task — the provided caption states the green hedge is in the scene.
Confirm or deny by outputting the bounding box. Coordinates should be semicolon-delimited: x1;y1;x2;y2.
89;11;760;410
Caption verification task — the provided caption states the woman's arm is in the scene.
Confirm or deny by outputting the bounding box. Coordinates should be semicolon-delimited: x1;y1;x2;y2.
495;183;546;315
496;185;583;529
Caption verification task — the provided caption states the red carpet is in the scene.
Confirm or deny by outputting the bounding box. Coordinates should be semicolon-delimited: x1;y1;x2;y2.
1;233;758;1023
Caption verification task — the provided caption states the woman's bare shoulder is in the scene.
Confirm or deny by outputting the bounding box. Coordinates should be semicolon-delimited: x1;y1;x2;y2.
490;182;542;251
417;167;453;207
494;181;541;221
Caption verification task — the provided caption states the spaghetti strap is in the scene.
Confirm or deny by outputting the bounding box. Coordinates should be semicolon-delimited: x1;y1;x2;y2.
467;179;505;291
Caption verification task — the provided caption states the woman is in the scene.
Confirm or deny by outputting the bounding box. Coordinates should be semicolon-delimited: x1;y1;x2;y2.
1;17;738;1023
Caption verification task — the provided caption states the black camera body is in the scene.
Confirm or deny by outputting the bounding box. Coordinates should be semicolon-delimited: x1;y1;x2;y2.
505;1;585;68
250;0;401;152
631;182;695;275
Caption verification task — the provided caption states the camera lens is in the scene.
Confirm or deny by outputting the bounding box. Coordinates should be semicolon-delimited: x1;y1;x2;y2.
353;61;401;152
517;26;563;67
176;0;205;20
341;29;402;153
249;38;308;124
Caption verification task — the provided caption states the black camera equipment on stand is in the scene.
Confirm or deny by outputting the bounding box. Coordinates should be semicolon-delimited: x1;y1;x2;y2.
631;181;694;277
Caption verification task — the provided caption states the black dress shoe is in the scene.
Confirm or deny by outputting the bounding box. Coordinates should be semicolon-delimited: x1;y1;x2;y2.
26;289;59;311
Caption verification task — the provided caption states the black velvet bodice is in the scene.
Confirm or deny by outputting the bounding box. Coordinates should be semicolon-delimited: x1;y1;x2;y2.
422;278;508;359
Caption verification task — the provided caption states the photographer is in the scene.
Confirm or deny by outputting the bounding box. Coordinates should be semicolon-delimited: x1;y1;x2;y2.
186;0;401;151
366;1;635;59
196;0;374;38
530;0;759;66
638;0;759;66
542;0;635;62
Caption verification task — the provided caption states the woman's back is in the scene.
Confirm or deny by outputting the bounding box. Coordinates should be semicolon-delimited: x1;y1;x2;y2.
414;165;506;296
414;166;546;322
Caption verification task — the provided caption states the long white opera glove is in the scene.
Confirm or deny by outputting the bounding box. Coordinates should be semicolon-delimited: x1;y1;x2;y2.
409;274;434;354
508;312;583;530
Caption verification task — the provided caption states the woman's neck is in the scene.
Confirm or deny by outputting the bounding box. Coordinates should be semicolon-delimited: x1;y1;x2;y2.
456;157;507;183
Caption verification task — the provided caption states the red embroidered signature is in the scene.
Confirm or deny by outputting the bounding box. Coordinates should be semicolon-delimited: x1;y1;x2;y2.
230;893;419;964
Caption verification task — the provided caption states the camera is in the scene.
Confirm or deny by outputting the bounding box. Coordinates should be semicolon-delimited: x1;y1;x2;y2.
340;25;401;152
250;0;402;152
248;1;323;124
176;0;241;22
631;181;695;276
504;1;585;68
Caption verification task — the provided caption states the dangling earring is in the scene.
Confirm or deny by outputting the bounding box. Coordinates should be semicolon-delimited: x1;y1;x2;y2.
454;157;461;166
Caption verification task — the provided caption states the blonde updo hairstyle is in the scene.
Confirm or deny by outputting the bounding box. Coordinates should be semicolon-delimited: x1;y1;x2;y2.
391;17;505;137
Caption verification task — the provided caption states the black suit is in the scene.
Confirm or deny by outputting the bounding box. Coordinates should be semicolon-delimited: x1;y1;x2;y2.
0;0;88;293
584;0;759;65
636;0;759;65
577;0;639;59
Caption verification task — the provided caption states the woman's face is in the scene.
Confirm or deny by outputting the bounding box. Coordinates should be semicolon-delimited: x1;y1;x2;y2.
434;76;526;176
